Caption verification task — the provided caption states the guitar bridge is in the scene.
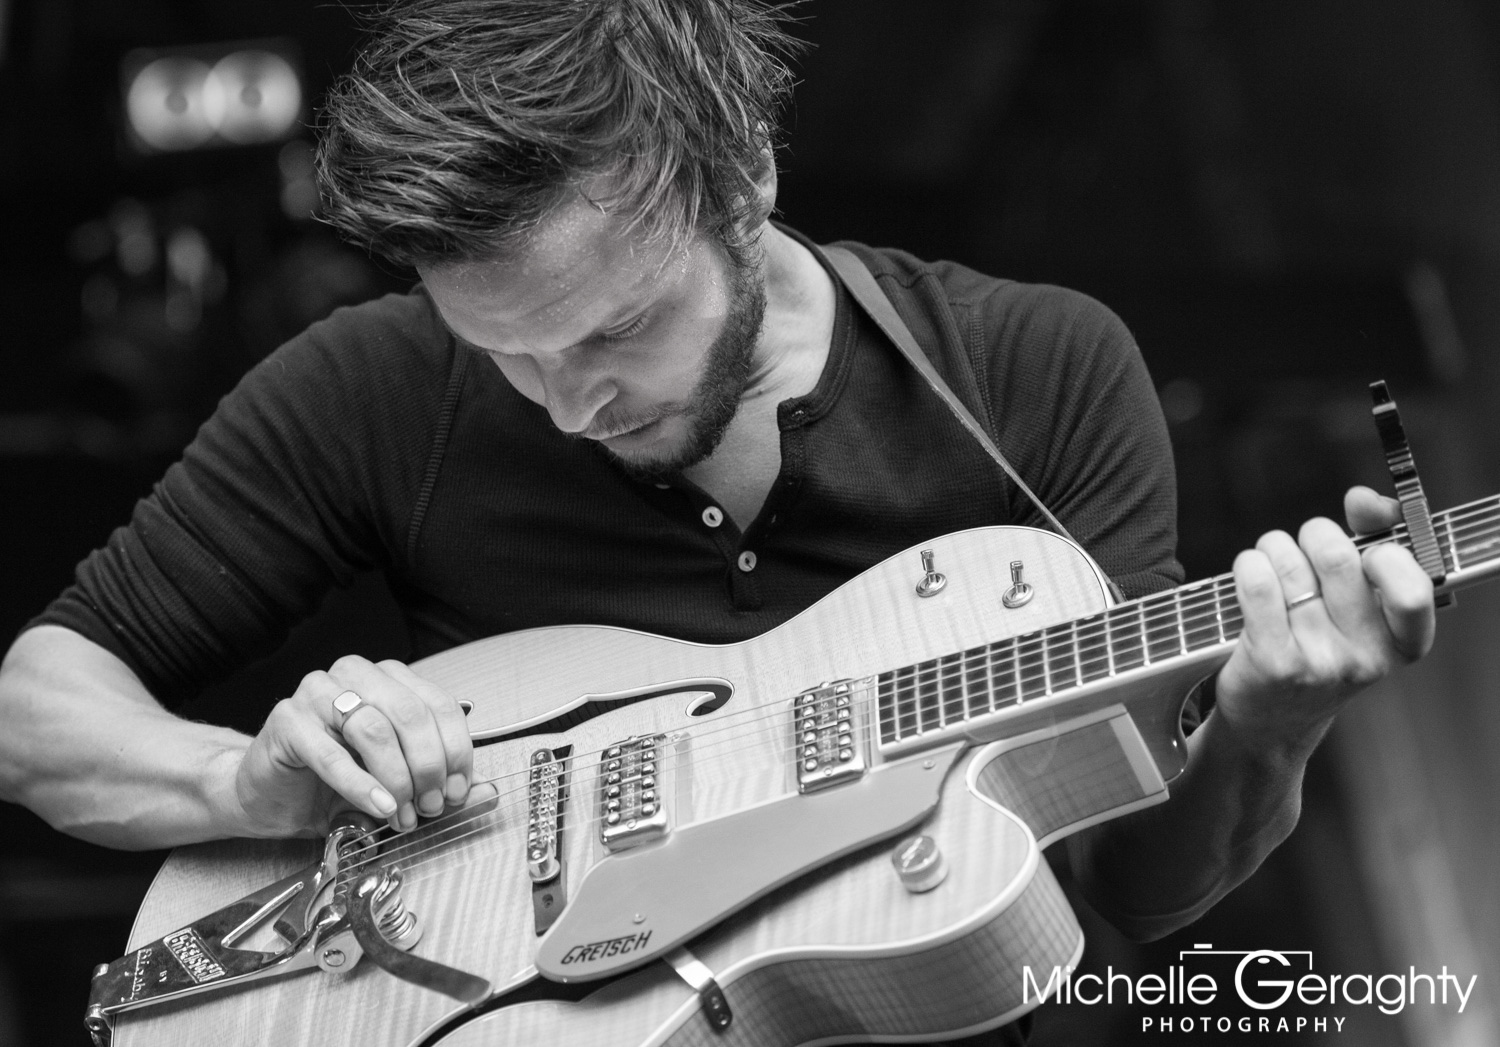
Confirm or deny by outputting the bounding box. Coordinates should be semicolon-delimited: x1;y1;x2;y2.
527;747;568;883
527;746;570;934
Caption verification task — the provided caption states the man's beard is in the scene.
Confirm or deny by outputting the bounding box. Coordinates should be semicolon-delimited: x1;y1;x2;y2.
597;256;766;479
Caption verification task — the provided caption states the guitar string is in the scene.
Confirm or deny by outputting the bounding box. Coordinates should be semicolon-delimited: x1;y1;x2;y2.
334;541;1439;871
335;699;881;882
339;672;896;873
346;685;888;889
332;680;887;867
336;691;883;873
339;560;1500;881
330;553;1426;869
333;500;1500;870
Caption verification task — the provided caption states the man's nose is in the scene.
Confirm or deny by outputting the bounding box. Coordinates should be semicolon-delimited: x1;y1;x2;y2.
536;358;615;434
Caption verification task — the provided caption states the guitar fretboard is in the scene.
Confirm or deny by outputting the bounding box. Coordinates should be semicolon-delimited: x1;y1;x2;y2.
875;493;1500;748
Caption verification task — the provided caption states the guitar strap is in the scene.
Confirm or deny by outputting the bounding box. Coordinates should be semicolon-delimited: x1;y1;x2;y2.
817;243;1126;604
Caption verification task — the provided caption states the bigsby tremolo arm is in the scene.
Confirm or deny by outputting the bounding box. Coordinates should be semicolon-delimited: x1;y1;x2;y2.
84;813;412;1046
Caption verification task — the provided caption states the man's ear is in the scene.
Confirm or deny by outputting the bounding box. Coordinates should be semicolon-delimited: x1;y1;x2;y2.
746;133;778;226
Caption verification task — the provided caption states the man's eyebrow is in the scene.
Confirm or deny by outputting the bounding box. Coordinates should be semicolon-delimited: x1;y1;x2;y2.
441;295;657;356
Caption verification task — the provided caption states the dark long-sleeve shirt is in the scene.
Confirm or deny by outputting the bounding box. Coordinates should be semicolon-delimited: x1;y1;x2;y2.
34;235;1182;710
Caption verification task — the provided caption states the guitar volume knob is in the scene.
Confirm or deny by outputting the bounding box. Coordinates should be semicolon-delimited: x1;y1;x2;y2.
891;834;948;893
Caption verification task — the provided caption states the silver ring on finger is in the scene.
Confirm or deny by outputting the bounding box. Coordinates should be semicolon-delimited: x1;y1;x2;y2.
1285;590;1322;611
332;689;367;729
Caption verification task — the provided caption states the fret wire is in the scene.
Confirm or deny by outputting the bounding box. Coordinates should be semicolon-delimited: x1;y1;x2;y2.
926;661;938;731
1106;606;1117;676
889;670;899;740
901;667;913;739
953;652;968;723
1012;635;1024;704
1072;619;1083;686
889;671;901;741
988;642;1003;711
1445;511;1462;571
918;660;934;734
931;658;942;731
1175;589;1188;654
1041;630;1052;696
929;658;942;731
879;672;897;745
1214;579;1227;643
945;653;956;728
926;660;939;734
955;652;968;723
959;648;973;724
1138;601;1151;666
899;667;912;740
943;653;962;728
931;657;944;731
1008;636;1020;702
975;646;988;720
985;641;998;714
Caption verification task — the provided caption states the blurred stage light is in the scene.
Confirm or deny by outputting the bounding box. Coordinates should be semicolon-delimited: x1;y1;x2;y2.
121;42;302;154
213;52;301;144
125;57;224;151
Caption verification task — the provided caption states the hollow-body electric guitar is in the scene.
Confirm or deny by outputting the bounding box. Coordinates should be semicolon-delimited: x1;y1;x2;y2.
85;386;1496;1047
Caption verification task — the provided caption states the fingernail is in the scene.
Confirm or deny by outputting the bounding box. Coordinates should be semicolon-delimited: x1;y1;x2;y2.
445;773;468;804
418;789;443;816
398;803;417;831
370;786;397;816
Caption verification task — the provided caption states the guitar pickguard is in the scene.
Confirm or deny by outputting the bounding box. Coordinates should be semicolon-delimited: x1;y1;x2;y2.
533;742;964;981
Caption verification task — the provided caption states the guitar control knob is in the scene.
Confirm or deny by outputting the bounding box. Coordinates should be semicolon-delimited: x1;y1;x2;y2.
915;549;947;597
891;834;948;893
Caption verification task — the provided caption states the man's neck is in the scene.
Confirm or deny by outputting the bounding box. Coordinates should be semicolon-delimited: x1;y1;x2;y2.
680;227;836;528
742;225;837;406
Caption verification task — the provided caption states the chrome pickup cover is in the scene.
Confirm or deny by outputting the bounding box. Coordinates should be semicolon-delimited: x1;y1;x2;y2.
598;734;668;852
793;679;869;793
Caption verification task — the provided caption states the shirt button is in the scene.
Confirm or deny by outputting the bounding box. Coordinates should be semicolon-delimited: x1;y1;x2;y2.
737;551;757;573
701;506;724;528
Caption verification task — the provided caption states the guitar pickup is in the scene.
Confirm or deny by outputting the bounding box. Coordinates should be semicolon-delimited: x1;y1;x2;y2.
793;679;869;793
599;734;668;852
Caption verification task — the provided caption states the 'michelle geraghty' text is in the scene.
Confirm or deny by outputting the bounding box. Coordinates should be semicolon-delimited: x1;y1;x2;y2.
1024;952;1477;1018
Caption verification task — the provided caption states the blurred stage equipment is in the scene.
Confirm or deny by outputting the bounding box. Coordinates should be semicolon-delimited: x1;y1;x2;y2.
121;41;302;153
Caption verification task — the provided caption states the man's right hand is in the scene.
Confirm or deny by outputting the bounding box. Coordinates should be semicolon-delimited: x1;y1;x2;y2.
232;655;474;838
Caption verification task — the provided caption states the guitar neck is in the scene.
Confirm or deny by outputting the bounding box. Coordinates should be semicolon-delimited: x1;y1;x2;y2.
874;493;1500;754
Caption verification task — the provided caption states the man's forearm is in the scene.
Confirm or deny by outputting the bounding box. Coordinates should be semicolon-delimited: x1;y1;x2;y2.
0;625;253;849
1066;702;1328;941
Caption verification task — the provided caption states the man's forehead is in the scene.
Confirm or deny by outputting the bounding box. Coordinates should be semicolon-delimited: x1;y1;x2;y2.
422;194;685;328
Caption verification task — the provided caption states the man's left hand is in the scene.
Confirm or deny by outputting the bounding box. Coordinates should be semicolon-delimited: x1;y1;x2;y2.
1213;485;1436;760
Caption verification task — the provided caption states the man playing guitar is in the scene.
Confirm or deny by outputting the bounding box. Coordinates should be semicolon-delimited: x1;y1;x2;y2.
0;3;1434;1043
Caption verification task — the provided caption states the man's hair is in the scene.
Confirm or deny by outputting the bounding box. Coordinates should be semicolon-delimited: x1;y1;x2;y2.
317;0;802;269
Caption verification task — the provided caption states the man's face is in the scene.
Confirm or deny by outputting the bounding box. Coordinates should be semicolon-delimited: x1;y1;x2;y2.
420;196;766;476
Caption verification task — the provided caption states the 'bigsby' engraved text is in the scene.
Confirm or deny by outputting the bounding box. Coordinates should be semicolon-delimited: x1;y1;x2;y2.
559;931;653;965
129;946;154;999
163;929;227;983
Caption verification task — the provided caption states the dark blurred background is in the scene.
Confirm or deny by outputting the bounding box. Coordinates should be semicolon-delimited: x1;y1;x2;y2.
2;1;1498;1044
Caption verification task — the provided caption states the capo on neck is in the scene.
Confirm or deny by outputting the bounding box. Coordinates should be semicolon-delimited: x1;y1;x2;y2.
1369;380;1453;607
